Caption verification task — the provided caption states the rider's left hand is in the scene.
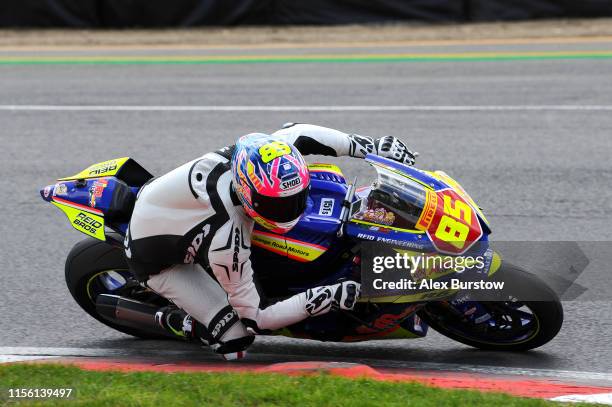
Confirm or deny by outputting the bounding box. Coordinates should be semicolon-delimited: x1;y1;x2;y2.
375;136;418;166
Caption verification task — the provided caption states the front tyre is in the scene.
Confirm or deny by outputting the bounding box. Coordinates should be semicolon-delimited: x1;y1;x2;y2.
418;263;563;351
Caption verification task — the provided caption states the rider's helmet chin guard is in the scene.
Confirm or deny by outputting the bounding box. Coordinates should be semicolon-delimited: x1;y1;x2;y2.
232;133;310;234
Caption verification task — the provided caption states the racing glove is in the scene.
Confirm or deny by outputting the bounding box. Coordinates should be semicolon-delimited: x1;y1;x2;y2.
375;136;417;166
305;281;361;316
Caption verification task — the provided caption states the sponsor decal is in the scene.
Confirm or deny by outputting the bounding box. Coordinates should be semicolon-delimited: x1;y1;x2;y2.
416;189;438;230
43;186;51;198
88;161;118;176
361;207;395;226
251;230;327;262
426;189;483;255
319;198;335;216
307;163;344;177
355;305;418;334
89;179;108;208
73;212;103;234
232;227;240;273
124;226;131;259
54;183;68;196
51;198;105;240
184;224;211;264
211;310;237;338
357;232;375;241
356;233;426;250
252;232;287;255
375;237;425;249
280;176;301;190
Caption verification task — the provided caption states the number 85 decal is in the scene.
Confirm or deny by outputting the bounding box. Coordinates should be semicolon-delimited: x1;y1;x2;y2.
427;189;483;255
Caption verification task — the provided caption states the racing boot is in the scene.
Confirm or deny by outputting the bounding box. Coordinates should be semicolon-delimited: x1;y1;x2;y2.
155;306;193;339
156;306;253;360
191;306;254;361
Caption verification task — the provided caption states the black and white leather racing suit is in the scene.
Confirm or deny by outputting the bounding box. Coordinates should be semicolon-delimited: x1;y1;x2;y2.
125;123;414;354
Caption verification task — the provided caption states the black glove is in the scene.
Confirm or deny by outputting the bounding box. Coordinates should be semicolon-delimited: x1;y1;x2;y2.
375;136;417;166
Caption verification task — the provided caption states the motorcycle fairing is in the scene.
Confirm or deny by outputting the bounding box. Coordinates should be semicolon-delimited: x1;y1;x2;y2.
425;169;490;229
41;157;151;240
41;176;137;240
277;301;428;342
364;154;489;229
51;197;106;241
58;157;131;181
349;155;489;256
422;187;484;255
58;157;153;187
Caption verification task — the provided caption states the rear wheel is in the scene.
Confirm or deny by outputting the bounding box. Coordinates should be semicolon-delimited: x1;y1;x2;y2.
418;263;563;351
65;235;169;339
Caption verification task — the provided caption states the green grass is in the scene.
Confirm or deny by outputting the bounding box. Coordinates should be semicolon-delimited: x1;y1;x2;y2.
0;364;559;407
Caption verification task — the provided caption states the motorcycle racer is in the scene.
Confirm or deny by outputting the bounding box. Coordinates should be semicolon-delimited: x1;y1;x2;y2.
125;123;416;359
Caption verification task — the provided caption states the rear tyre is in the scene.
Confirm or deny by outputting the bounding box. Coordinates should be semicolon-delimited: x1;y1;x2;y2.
65;235;169;339
418;263;563;351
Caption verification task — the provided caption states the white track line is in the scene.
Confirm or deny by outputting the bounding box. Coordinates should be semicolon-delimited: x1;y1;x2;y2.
0;346;191;358
359;357;612;384
1;105;612;112
551;393;612;405
0;355;60;363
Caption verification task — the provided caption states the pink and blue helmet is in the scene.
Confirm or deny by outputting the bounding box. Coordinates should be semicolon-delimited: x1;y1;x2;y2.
232;133;310;234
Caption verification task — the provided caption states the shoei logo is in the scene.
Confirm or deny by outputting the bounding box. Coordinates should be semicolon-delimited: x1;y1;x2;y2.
281;177;301;190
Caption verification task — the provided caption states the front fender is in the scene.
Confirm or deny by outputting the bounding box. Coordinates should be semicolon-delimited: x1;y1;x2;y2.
488;251;503;277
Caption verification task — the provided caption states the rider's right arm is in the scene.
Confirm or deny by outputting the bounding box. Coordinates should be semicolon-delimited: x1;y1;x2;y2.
272;123;376;158
271;123;417;166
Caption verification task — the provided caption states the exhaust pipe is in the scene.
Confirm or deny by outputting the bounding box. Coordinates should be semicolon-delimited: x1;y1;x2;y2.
95;294;177;339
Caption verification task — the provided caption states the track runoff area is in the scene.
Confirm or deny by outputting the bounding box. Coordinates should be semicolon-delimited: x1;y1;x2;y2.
2;34;612;404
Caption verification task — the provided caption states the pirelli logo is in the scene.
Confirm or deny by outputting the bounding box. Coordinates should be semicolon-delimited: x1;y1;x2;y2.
416;189;438;231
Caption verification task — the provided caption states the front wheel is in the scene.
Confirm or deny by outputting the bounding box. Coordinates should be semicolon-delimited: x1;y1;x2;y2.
418;263;563;351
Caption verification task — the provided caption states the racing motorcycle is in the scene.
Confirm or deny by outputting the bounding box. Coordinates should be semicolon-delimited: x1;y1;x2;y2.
40;154;563;351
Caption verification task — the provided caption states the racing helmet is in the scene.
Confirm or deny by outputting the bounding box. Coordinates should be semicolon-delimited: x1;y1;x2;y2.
232;133;310;234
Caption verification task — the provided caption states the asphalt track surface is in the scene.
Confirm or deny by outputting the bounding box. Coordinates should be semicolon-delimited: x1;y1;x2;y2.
1;38;612;377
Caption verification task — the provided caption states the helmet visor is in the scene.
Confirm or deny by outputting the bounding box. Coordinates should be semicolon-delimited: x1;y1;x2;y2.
252;186;309;223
